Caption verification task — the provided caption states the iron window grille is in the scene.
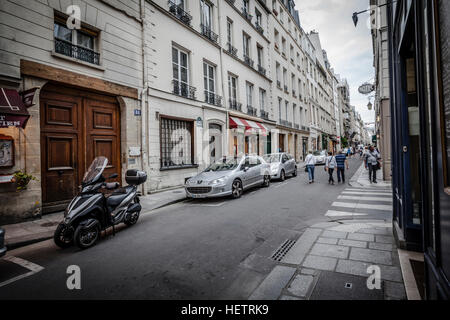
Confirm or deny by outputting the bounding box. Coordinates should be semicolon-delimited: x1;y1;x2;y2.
241;8;253;22
255;22;264;35
168;1;192;26
257;65;266;76
54;38;100;65
227;43;238;57
260;110;269;120
229;99;242;112
247;105;257;117
160;117;194;169
205;92;223;107
200;24;218;43
172;80;196;100
244;55;254;68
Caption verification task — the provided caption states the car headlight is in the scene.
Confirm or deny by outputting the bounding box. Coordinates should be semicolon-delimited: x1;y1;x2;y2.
270;164;279;173
209;177;228;185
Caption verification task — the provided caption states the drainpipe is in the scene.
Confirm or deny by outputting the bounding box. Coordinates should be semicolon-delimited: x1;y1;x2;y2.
140;0;149;195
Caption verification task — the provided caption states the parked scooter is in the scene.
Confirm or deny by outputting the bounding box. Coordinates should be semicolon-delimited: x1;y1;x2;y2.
54;156;147;249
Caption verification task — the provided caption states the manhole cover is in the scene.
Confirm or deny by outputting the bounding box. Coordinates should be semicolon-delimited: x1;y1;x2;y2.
40;222;59;227
271;239;297;262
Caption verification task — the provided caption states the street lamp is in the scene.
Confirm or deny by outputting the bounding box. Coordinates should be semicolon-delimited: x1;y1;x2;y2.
367;101;373;110
352;1;397;27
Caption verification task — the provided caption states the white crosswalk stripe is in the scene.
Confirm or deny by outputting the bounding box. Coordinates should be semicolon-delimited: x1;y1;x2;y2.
331;201;392;211
325;210;368;217
337;195;393;202
344;188;391;193
341;191;392;196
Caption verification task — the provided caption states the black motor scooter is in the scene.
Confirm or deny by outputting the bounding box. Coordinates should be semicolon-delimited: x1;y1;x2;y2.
54;156;147;249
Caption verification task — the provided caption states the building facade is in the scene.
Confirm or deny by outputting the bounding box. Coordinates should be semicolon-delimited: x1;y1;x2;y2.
387;0;450;299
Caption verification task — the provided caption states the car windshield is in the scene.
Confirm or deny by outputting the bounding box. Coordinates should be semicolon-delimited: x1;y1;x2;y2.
313;151;321;156
204;158;242;172
263;154;281;163
83;156;108;184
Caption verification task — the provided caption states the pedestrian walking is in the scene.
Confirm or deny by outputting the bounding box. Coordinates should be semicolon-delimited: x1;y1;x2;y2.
325;151;337;185
347;147;352;159
304;150;316;184
364;146;381;183
335;150;349;183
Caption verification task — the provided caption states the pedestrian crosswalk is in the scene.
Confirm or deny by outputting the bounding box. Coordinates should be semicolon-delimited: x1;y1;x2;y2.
325;186;393;219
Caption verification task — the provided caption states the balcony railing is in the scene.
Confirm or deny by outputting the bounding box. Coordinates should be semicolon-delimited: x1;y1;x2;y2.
292;90;296;97
243;55;254;68
200;24;218;43
247;105;257;117
172;80;196;100
55;38;100;65
287;121;293;128
226;42;238;57
284;85;289;93
295;124;300;130
241;8;253;22
168;1;192;26
260;110;269;120
277;80;282;88
204;92;222;107
255;22;264;35
257;65;266;76
229;99;242;112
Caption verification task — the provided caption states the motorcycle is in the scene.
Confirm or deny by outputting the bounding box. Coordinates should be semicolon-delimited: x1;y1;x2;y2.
54;156;147;249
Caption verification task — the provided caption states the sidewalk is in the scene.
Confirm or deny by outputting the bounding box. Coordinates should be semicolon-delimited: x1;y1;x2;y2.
1;187;187;250
248;163;407;300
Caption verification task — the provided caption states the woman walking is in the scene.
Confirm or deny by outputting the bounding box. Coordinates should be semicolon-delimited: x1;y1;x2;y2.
304;150;316;184
325;151;337;185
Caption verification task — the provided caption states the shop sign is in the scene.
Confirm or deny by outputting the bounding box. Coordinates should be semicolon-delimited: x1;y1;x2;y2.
358;82;375;95
0;88;30;128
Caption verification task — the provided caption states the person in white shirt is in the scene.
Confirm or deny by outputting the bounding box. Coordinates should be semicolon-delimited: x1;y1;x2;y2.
325;151;337;185
304;151;317;184
364;146;381;183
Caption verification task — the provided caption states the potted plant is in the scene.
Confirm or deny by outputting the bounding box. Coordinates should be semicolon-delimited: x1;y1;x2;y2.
12;170;37;191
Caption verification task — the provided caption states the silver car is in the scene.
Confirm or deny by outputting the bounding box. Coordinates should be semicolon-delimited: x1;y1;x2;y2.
313;150;327;165
185;156;271;199
263;153;297;181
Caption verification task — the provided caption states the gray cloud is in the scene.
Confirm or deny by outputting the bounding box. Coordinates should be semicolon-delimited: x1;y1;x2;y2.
294;0;375;124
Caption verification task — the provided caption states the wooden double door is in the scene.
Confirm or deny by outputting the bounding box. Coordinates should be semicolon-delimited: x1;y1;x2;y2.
40;84;121;208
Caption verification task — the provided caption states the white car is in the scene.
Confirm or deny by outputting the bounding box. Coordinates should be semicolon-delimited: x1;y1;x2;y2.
313;150;327;165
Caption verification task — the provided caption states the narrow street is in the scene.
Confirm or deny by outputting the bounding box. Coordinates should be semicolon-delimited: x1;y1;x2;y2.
0;158;371;300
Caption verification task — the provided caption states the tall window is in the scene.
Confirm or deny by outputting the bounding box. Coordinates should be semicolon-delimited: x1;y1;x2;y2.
276;63;281;85
293;104;296;124
259;89;266;111
227;19;233;45
257;46;263;66
243;0;249;13
228;74;238;102
283;68;287;88
282;37;286;55
246;82;253;107
204;62;216;104
243;33;251;57
255;9;262;25
172;47;190;97
200;0;212;28
285;101;289;121
160;117;193;168
278;98;282;122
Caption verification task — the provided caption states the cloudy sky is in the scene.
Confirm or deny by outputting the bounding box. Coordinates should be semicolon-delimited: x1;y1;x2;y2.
294;0;375;124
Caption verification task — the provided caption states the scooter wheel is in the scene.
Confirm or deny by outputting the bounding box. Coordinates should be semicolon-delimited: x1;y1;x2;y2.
74;221;100;249
54;223;74;248
124;211;140;226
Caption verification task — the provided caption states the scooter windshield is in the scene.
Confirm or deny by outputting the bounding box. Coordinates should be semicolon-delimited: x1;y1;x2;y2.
83;157;108;185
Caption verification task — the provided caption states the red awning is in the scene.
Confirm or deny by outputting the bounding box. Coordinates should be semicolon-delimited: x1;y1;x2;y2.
229;116;268;136
0;88;30;129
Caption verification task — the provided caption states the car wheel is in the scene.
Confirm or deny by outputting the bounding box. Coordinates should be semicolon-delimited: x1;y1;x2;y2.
231;179;243;199
293;167;297;177
280;170;286;181
262;174;270;187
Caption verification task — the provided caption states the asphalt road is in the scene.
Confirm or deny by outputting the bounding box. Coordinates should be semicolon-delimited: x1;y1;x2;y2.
0;158;363;299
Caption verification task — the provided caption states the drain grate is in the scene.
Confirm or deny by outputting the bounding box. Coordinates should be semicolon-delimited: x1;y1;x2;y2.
271;239;297;262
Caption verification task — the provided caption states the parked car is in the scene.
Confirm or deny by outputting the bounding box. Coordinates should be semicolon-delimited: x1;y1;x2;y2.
0;228;6;257
263;153;297;181
313;150;327;165
185;156;271;199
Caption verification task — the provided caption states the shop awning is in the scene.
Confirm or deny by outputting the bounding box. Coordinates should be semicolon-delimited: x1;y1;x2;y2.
229;116;268;136
0;88;30;129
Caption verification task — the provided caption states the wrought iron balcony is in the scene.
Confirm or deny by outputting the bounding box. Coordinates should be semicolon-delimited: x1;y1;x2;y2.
260;110;269;120
225;0;236;6
257;65;266;76
301;125;307;131
241;8;253;22
255;22;264;35
277;80;282;88
200;24;218;43
247;105;257;117
284;85;289;93
295;124;300;130
226;42;238;57
243;55;254;68
290;58;295;64
168;1;192;26
287;121;293;128
55;38;100;65
229;99;242;112
172;80;196;100
204;91;222;107
292;90;296;97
